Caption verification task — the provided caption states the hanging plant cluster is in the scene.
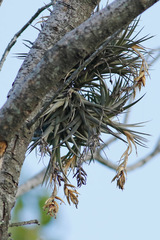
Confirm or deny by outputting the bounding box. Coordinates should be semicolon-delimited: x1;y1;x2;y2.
29;19;150;217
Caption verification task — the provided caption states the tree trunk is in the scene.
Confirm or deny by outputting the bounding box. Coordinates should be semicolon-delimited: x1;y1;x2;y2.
0;1;99;239
0;0;158;239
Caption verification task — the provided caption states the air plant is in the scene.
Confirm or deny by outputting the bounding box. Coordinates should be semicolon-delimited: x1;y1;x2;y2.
29;19;150;217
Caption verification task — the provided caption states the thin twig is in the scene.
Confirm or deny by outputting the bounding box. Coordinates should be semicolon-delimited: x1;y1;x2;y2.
94;137;160;172
27;29;122;128
16;168;46;198
93;151;118;170
127;137;160;171
15;139;160;197
9;219;40;227
0;3;52;71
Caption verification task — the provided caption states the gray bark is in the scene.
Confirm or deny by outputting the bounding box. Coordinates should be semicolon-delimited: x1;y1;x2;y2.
0;0;159;239
0;1;99;239
8;0;99;97
0;0;3;7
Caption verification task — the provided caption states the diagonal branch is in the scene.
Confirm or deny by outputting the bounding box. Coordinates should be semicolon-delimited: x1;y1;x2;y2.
127;137;160;171
0;0;158;142
27;29;122;128
8;0;99;98
0;1;99;239
16;138;160;197
94;138;160;172
0;3;52;71
16;169;46;198
0;1;159;238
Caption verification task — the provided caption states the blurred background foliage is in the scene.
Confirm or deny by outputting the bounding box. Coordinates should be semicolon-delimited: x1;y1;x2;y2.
10;193;55;240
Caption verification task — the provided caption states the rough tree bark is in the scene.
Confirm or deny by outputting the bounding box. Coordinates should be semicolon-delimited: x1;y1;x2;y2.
0;0;159;239
0;1;99;239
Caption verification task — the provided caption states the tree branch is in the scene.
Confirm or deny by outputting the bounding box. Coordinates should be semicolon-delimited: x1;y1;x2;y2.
7;0;99;99
15;137;160;198
0;0;159;239
16;169;46;198
0;3;52;71
9;219;40;227
127;137;160;171
0;1;98;239
0;0;158;142
27;29;122;128
94;138;160;172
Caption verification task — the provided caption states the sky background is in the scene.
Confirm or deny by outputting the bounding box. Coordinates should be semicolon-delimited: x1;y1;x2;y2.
0;1;160;240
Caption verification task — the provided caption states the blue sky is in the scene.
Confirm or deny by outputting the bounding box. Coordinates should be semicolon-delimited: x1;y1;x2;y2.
0;1;160;240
